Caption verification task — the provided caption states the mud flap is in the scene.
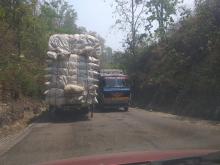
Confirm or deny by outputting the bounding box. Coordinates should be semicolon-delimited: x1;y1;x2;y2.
90;104;94;118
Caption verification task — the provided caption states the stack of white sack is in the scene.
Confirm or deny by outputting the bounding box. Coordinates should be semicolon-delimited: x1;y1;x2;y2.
44;34;101;107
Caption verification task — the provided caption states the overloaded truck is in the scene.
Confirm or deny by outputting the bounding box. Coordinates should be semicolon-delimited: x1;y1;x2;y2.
44;34;101;116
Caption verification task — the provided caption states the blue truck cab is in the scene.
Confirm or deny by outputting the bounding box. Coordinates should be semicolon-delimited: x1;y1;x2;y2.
98;70;131;111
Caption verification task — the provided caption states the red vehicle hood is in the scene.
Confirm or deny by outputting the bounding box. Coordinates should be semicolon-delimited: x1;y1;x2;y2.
37;150;217;165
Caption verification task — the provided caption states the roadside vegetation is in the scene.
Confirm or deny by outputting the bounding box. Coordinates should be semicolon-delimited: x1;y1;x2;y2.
112;0;220;120
0;0;79;99
0;0;82;127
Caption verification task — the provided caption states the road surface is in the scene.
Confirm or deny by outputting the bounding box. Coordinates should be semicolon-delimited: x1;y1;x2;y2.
1;108;220;165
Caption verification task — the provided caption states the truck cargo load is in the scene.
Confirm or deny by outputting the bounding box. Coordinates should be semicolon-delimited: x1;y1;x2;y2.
44;34;101;113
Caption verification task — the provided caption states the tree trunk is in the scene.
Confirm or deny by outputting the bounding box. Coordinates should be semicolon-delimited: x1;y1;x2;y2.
131;0;136;56
159;2;165;41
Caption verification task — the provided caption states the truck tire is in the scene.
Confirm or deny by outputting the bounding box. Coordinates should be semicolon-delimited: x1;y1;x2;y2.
49;105;55;112
90;104;94;118
48;105;57;120
49;106;63;118
124;107;129;112
81;107;90;115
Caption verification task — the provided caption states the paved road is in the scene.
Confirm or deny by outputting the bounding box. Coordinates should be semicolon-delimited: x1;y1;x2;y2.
1;108;220;165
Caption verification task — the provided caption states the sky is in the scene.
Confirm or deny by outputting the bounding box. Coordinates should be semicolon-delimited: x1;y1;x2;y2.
70;0;194;51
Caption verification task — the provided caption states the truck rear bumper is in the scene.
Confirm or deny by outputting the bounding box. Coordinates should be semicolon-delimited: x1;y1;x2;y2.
62;104;87;111
50;104;90;111
102;102;129;109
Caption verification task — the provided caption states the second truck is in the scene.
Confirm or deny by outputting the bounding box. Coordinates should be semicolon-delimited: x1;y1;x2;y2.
98;69;131;111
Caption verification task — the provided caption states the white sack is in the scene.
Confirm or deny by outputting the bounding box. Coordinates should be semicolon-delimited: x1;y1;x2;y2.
68;69;77;76
45;75;68;82
89;70;99;76
44;88;64;97
69;54;86;62
45;97;65;107
45;76;68;89
65;95;85;104
48;34;101;56
45;88;65;106
45;68;68;76
67;76;77;84
47;51;57;60
87;35;99;44
89;57;99;64
89;85;99;90
45;81;65;89
69;62;87;70
64;84;85;94
48;34;71;54
57;53;70;60
56;62;87;70
88;63;99;70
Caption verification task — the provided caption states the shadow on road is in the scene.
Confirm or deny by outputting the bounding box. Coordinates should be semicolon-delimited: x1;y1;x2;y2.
29;110;90;124
29;107;127;124
95;107;127;113
131;105;220;126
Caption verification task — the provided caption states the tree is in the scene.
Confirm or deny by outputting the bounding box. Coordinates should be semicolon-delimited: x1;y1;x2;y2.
146;0;182;40
40;0;77;34
101;47;113;68
112;0;147;55
0;0;79;99
0;0;32;56
77;26;87;34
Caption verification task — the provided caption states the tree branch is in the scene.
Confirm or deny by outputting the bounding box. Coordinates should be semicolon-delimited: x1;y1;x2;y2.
134;3;145;29
117;1;132;24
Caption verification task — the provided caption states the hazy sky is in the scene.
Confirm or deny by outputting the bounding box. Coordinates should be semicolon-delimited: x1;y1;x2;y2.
70;0;194;51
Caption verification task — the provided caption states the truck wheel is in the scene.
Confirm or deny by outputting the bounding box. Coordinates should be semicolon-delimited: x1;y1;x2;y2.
48;106;57;120
81;107;89;115
124;107;129;112
49;105;55;112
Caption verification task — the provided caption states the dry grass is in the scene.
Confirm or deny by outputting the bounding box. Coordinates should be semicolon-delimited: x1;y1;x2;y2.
0;98;46;138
